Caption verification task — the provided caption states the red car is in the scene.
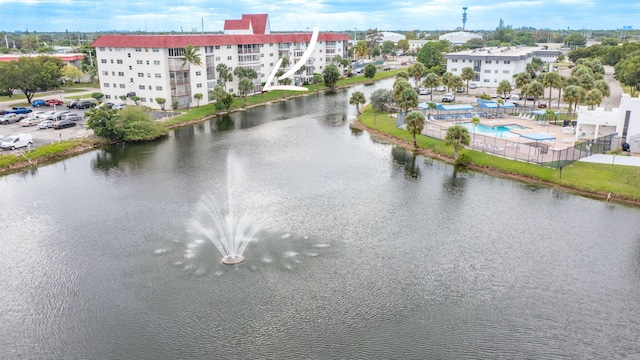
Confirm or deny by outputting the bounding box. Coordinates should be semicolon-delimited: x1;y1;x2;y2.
46;99;64;106
537;101;548;109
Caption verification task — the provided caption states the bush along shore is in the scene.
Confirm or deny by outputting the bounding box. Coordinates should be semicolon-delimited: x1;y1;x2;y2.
2;69;639;207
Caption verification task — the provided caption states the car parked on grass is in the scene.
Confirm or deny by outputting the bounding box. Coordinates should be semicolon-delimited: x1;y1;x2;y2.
38;120;56;129
32;99;46;107
53;119;76;129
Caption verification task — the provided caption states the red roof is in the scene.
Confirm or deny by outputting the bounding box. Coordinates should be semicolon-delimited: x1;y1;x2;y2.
242;14;268;34
0;54;84;62
224;19;251;31
91;33;349;48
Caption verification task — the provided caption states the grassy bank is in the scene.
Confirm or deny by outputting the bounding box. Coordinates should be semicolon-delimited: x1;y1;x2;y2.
359;106;640;203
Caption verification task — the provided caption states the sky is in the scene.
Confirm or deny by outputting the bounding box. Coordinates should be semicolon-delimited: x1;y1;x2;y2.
0;0;637;33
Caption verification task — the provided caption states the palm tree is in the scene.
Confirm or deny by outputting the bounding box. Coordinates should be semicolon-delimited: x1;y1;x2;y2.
180;44;203;69
460;67;476;94
393;79;412;102
527;81;544;108
396;88;419;115
407;62;425;88
556;76;566;109
238;78;253;107
471;116;480;148
445;125;470;161
585;89;603;110
312;73;323;93
194;93;203;107
426;101;437;120
441;72;453;92
563;85;581;119
354;40;368;60
216;64;233;91
496;98;504;115
349;91;366;114
450;76;464;95
405;110;425;148
593;79;610;107
422;73;440;101
541;71;561;107
497;80;512;100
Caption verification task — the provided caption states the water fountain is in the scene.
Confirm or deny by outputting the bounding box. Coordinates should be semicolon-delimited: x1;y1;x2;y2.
188;155;260;265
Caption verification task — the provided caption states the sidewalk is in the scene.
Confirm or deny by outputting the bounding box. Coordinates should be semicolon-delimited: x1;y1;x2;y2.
580;153;640;167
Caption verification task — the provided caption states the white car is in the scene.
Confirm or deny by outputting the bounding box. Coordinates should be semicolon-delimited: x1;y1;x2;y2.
20;117;45;127
418;88;431;95
38;120;56;129
112;104;127;110
441;93;455;102
435;86;447;92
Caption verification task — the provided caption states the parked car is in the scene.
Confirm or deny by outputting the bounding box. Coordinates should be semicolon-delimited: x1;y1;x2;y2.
42;111;58;120
0;113;25;125
418;88;431;95
526;95;535;101
53;119;77;129
32;99;46;107
456;88;465;93
468;83;477;89
95;102;114;109
61;113;83;122
38;120;56;129
68;99;98;108
0;133;33;150
441;93;455;102
77;100;97;109
46;99;65;106
7;106;32;115
112;104;127;110
537;101;548;109
53;110;71;120
509;94;521;101
490;93;499;99
435;85;447;92
20;117;45;127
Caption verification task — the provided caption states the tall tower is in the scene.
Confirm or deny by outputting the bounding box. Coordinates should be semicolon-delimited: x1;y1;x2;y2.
462;7;468;31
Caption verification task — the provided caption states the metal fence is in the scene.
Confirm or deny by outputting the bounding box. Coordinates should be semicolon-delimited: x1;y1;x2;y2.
416;120;616;169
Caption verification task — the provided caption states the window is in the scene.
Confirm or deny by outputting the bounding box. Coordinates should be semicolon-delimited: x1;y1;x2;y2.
462;59;466;63
215;56;221;61
146;60;150;65
127;53;131;58
120;84;126;88
99;47;105;51
504;60;511;64
485;60;492;64
112;71;115;76
229;88;233;93
503;70;510;74
135;48;142;52
129;66;132;70
227;45;232;49
156;86;163;91
270;53;273;57
105;95;111;99
113;83;116;88
484;70;491;73
155;73;162;78
101;59;107;64
104;83;110;87
138;73;144;77
140;98;146;102
154;60;160;65
196;83;202;88
195;71;201;76
139;85;145;90
147;73;151;78
137;60;143;64
117;59;123;64
152;48;159;52
495;70;498;73
227;56;232;60
451;68;457;72
215;45;220;50
484;79;490;82
102;71;108;76
451;59;458;63
110;59;114;64
118;72;124;76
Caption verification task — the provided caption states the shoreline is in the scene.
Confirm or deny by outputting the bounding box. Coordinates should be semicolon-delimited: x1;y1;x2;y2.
352;120;640;207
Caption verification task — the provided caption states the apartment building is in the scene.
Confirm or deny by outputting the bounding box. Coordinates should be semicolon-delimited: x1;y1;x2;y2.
91;14;349;109
445;46;559;88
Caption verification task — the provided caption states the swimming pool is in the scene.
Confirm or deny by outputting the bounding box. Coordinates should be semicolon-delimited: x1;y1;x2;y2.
460;123;527;138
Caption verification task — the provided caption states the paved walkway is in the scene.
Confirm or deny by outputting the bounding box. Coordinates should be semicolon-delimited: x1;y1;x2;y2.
580;153;640;167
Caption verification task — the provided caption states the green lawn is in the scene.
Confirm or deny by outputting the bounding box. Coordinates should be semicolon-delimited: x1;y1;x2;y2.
359;106;640;202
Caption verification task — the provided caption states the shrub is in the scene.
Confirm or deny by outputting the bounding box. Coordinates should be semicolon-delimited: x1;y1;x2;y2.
456;153;471;166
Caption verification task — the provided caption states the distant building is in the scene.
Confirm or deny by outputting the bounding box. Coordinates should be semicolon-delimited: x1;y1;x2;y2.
380;32;405;44
439;31;482;45
445;46;560;88
91;14;349;109
408;40;430;52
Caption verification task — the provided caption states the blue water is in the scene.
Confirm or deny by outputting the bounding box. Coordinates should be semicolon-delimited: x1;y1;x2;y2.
461;123;526;138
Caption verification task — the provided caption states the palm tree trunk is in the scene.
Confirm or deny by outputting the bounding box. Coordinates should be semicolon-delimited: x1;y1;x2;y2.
557;89;562;108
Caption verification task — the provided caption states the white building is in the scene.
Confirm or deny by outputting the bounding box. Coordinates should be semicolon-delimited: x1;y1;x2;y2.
408;40;430;53
445;47;559;88
439;31;482;45
576;94;640;154
91;14;349;109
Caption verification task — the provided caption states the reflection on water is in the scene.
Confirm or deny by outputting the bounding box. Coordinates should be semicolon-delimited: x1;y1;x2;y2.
392;147;421;179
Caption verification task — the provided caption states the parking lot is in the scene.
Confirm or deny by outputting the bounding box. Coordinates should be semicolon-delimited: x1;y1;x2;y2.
0;105;94;151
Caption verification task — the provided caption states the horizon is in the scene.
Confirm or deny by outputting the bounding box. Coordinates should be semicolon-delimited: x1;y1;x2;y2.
0;0;635;34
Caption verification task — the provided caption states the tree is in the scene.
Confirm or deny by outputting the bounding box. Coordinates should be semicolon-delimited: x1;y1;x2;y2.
471;116;480;146
238;78;253;107
381;40;396;59
444;125;470;161
130;95;140;105
0;62;18;98
417;40;450;70
61;65;84;85
441;72;454;92
216;63;233;90
10;56;64;103
364;63;376;79
563;85;582;119
396;39;409;54
407;62;426;87
460;67;476;94
593;79;610;106
396;71;410;81
541;71;562;106
213;85;233;114
497;80;512;100
422;73;440;101
91;92;104;103
393;79;412;102
564;32;587;47
496;98;504;115
354;40;368;59
194;93;203;107
312;73;323;92
119;95;127;104
180;44;203;69
349;91;366;114
20;35;39;54
450;76;464;94
370;88;394;113
396;88;418;114
585;89;603;110
155;97;166;111
425;101;437;120
405;111;425;148
86;105;167;142
322;64;340;88
527;81;544;107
